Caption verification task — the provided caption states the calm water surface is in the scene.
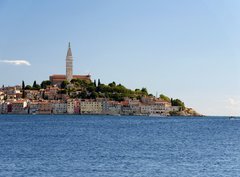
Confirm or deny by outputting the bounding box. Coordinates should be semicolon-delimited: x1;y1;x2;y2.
0;115;240;177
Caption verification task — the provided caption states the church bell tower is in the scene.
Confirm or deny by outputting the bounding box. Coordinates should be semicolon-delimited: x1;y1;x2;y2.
66;42;73;82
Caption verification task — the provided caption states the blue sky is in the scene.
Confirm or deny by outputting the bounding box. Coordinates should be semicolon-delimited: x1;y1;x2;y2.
0;0;240;116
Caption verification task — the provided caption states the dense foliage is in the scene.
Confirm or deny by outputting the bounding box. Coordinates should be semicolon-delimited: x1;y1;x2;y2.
23;80;52;90
160;94;170;102
171;98;185;110
68;79;149;101
41;80;51;89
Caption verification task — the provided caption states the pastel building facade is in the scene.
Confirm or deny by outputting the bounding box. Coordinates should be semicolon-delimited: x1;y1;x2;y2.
38;102;52;114
102;101;121;115
80;99;103;114
11;100;28;114
52;101;67;114
29;101;41;114
0;102;9;114
67;99;81;114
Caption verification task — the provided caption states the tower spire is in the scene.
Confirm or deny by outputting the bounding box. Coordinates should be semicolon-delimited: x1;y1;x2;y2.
66;42;73;82
67;42;72;57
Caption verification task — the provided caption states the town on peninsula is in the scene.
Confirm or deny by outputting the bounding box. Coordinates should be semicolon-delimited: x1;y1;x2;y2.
0;43;200;117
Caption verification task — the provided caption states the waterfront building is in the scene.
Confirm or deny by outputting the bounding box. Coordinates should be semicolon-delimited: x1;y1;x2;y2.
128;98;141;115
50;43;91;86
154;99;171;108
67;99;81;114
74;99;80;114
38;101;52;114
150;104;166;115
129;104;141;115
166;106;180;112
120;100;132;115
52;101;67;114
29;101;41;114
0;102;9;114
102;100;121;115
80;99;103;114
11;100;28;114
121;105;133;115
150;100;171;115
140;105;152;115
0;101;3;114
67;99;75;114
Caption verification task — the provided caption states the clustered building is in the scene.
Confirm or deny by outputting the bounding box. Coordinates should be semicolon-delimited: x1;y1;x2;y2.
0;43;180;116
0;86;179;115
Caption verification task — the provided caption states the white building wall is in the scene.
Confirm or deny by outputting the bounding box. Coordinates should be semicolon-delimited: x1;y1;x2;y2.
53;102;67;114
67;99;75;114
80;100;103;114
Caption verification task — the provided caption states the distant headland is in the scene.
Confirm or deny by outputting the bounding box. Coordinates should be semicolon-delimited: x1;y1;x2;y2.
0;43;201;117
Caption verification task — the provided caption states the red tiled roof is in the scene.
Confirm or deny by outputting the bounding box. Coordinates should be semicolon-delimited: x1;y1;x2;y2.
50;75;91;79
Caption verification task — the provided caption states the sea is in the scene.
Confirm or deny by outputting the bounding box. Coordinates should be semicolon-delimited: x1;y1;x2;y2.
0;115;239;177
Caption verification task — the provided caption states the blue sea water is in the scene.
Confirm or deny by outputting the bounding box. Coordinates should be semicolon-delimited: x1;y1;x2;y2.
0;115;240;177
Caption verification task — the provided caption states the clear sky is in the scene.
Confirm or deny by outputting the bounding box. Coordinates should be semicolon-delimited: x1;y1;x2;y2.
0;0;240;116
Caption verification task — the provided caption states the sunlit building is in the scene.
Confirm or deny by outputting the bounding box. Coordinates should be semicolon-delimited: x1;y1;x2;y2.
50;43;91;86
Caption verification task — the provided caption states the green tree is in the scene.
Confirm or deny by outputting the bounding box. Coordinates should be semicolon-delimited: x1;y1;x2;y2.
61;80;69;89
171;99;185;110
98;79;101;86
160;94;171;102
89;91;98;99
87;85;96;92
111;93;124;101
34;84;41;90
114;84;127;93
22;80;25;90
22;80;25;98
70;79;80;84
141;87;148;95
78;91;87;99
25;85;32;90
30;80;41;90
108;82;116;87
41;80;51;89
32;80;37;88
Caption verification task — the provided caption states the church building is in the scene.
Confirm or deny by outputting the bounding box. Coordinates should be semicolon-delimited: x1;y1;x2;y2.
50;43;91;86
